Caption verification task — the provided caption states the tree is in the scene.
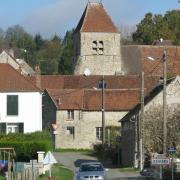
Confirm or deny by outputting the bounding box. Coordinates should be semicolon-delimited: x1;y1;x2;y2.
133;10;180;45
143;105;180;156
58;29;74;74
36;34;63;74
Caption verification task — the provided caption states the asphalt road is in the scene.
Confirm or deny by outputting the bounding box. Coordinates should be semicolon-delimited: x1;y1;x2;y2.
53;152;144;180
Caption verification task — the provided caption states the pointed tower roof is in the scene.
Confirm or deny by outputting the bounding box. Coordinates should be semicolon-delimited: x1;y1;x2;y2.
75;2;118;33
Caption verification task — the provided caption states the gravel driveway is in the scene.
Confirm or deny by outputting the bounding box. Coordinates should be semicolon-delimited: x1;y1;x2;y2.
53;152;144;180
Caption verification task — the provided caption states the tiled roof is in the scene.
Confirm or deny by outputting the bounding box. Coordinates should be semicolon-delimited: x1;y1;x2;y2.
75;2;118;33
83;89;140;111
141;46;180;75
46;89;140;111
29;75;160;92
121;45;180;76
47;89;84;110
0;64;40;92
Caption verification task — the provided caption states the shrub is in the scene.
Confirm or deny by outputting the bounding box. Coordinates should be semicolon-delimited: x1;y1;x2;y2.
0;131;53;162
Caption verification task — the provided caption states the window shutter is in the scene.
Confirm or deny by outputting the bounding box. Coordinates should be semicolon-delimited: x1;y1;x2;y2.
19;123;24;133
0;123;6;134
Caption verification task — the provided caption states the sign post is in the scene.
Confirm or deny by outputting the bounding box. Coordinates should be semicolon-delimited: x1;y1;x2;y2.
151;155;170;180
43;151;57;178
168;147;176;180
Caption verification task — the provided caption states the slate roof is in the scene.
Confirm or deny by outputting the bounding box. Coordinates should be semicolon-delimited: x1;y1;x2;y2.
75;2;118;33
0;64;40;92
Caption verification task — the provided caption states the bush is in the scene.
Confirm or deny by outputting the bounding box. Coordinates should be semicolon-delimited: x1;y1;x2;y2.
0;131;53;161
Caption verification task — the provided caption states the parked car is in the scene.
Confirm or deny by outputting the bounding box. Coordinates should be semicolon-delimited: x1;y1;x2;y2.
140;168;160;179
76;161;108;180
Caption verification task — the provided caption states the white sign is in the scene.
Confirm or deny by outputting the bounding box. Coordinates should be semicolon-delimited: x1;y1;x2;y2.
151;158;170;165
43;151;57;165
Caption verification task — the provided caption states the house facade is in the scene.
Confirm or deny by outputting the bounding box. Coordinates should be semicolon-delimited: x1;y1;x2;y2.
0;50;35;75
0;64;42;134
121;76;180;167
38;75;159;149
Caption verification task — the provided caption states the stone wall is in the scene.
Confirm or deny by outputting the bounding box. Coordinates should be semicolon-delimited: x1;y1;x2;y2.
55;110;127;149
74;32;122;75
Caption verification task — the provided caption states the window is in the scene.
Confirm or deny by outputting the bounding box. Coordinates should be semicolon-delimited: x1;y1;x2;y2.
92;41;98;55
0;123;24;134
7;95;18;115
67;110;74;120
98;80;107;89
67;126;75;138
96;127;102;140
92;41;104;55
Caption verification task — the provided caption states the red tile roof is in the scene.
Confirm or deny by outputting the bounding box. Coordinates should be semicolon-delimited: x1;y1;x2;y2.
141;46;180;75
29;75;160;92
75;2;118;33
46;87;155;111
83;89;140;111
0;64;40;92
47;89;84;110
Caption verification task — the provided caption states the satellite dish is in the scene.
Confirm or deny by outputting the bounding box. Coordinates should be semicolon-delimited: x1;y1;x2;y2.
160;38;164;43
84;68;91;76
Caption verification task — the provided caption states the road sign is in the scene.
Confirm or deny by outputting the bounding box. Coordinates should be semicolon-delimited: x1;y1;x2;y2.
168;147;176;153
43;151;57;165
151;158;170;165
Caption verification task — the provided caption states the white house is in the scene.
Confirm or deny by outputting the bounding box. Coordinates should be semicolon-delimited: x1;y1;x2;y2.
0;64;42;134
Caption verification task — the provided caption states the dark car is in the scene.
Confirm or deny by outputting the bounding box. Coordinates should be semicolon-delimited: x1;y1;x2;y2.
140;168;160;179
76;161;108;180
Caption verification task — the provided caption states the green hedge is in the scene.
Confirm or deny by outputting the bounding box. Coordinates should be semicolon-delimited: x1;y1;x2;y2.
0;131;53;161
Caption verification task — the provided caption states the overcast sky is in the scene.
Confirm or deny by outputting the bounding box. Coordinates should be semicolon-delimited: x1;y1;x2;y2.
0;0;179;38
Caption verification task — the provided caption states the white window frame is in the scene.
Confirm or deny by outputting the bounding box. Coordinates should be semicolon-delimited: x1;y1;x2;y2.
67;110;74;120
96;127;102;140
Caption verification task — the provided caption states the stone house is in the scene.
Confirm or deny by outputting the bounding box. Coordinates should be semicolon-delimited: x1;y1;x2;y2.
0;50;35;75
0;64;42;134
35;75;160;149
120;76;180;167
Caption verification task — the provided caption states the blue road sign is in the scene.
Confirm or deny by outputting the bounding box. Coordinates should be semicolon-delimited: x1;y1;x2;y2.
168;147;176;152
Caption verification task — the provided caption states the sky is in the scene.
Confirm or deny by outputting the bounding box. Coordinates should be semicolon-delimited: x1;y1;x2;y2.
0;0;179;38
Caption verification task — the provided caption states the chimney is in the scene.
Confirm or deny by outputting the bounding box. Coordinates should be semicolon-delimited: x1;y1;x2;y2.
35;65;41;89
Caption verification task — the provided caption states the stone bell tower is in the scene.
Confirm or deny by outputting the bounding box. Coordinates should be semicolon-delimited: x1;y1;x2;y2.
73;1;122;75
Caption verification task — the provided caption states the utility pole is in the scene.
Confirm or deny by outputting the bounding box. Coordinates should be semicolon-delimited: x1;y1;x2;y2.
163;50;167;154
140;71;145;170
102;75;105;145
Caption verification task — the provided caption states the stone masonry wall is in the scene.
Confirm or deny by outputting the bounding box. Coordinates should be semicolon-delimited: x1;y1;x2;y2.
74;32;122;75
55;110;127;149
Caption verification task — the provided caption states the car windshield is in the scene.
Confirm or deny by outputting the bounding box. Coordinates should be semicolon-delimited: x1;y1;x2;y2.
80;164;104;172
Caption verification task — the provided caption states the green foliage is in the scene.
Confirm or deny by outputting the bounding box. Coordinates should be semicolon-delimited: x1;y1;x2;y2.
0;131;53;162
0;24;74;75
58;29;74;74
133;10;180;45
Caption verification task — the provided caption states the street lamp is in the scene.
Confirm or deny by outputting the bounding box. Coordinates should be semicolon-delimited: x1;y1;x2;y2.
147;45;168;155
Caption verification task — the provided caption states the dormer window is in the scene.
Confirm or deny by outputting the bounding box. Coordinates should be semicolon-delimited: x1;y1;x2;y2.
98;80;107;89
92;41;104;55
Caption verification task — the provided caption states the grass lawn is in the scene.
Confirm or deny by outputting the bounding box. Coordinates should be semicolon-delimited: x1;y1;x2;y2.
37;164;74;180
